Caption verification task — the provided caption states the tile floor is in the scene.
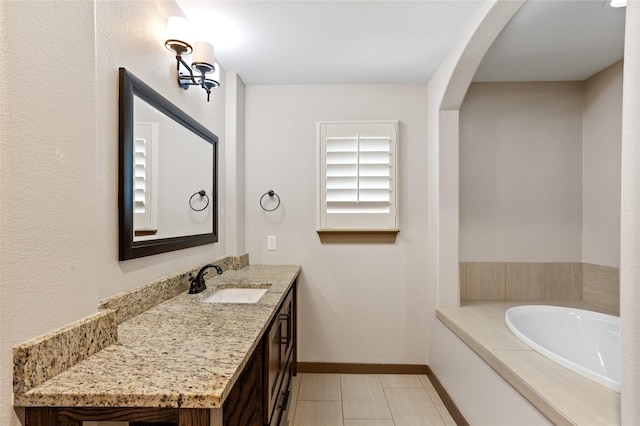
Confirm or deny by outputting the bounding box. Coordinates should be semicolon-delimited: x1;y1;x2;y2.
282;374;457;426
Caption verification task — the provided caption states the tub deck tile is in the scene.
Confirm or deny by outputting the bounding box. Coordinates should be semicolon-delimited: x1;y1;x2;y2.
436;301;620;426
494;350;620;426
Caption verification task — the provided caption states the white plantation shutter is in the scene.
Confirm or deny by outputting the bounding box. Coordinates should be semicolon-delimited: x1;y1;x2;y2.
318;121;398;230
133;137;148;213
133;123;157;231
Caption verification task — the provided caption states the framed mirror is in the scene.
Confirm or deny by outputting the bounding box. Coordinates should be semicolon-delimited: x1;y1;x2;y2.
118;68;218;260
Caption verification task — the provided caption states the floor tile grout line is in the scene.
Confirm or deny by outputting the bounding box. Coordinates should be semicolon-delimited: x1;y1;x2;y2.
289;373;302;423
291;373;304;426
379;374;399;426
341;373;395;423
294;373;453;426
419;374;452;426
296;372;342;402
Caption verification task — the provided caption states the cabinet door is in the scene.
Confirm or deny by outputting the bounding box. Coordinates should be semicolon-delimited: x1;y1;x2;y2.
270;356;293;426
223;340;263;426
280;293;293;368
264;284;296;426
265;308;283;424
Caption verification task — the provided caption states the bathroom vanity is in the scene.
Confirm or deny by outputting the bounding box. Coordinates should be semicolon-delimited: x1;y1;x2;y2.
224;283;296;426
15;264;299;426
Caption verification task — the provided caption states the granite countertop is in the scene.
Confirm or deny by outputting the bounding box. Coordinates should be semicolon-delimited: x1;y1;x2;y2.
17;265;300;409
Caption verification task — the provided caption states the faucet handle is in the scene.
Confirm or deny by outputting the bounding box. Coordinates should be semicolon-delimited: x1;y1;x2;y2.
188;273;200;294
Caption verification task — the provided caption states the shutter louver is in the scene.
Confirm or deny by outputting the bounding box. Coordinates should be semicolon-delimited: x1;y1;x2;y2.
133;137;148;214
133;122;156;232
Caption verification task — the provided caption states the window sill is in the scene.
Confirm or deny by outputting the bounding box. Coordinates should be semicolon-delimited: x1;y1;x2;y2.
134;229;158;237
317;229;399;234
316;229;399;243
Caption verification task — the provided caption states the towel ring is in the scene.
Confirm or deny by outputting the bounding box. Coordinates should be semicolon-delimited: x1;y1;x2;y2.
189;190;210;212
260;190;281;212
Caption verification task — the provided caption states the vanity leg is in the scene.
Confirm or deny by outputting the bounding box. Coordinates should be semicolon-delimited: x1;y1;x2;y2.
178;408;210;426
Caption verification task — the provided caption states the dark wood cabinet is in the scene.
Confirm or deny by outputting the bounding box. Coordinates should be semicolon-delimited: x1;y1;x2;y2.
222;343;264;426
264;286;295;426
223;281;297;426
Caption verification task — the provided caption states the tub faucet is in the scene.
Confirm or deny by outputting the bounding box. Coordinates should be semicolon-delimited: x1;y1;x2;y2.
188;263;223;294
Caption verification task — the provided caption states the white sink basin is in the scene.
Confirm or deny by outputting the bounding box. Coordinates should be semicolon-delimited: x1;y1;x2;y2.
203;287;269;304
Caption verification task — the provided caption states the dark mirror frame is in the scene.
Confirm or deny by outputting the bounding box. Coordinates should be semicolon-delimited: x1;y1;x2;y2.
118;68;218;261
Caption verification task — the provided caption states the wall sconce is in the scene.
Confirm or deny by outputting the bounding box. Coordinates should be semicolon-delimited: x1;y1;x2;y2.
164;16;220;102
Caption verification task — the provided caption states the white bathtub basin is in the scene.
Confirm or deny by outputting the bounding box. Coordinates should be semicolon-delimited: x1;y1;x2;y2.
203;288;269;304
505;305;620;392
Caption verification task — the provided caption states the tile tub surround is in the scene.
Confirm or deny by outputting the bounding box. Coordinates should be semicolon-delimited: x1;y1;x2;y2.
437;302;620;425
14;263;300;409
460;262;620;314
583;263;620;315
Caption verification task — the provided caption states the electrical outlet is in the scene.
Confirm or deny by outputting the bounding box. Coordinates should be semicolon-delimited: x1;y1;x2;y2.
267;235;277;251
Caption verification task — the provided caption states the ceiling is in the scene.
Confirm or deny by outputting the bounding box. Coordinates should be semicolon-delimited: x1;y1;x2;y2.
176;0;626;86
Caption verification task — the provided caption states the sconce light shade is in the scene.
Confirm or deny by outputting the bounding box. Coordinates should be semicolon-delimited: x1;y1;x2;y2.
164;17;220;102
192;41;216;73
609;0;626;7
165;16;193;54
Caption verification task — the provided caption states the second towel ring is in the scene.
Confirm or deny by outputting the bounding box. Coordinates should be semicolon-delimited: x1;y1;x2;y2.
189;190;210;212
260;190;281;212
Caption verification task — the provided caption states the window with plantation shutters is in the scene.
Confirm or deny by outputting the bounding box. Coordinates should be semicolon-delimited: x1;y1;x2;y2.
133;123;157;235
318;121;398;231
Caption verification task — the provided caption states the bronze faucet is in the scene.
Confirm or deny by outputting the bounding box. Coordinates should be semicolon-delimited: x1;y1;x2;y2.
188;263;223;294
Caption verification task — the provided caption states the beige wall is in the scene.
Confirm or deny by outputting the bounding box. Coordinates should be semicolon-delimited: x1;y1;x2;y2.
459;81;584;262
0;2;231;425
583;61;623;268
244;84;429;365
620;1;640;421
459;65;623;267
224;72;247;256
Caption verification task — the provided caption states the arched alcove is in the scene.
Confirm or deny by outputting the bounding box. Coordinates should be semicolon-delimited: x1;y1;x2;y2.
426;0;525;309
427;0;640;423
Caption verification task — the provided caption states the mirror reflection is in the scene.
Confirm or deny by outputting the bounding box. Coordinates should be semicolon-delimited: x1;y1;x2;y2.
119;68;218;261
132;96;213;241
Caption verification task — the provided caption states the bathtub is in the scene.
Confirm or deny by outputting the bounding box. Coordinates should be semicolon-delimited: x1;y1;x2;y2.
505;305;620;392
